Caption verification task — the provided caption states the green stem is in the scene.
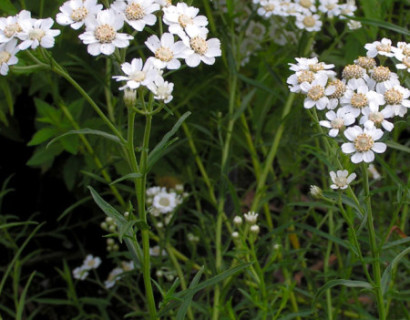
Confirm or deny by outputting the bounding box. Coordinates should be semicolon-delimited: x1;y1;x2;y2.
361;164;386;320
325;210;334;320
105;58;115;123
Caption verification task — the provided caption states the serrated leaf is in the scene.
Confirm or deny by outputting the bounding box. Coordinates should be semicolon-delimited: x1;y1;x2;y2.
381;247;410;296
27;128;59;146
34;99;61;125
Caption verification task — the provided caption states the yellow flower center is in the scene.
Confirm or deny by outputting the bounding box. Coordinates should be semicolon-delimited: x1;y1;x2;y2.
308;85;324;101
355;56;376;70
158;197;170;207
4;23;21;38
94;24;116;43
351;93;368;108
328;79;346;99
178;14;193;28
371;66;390;82
155;46;173;62
334;176;348;187
303;16;316;28
263;4;275;12
354;133;374;152
71;6;88;22
376;42;391;53
300;0;312;8
402;56;410;68
0;51;11;64
125;3;145;20
331;118;344;129
309;63;324;72
369;112;384;125
384;88;403;105
297;70;315;84
402;47;410;56
29;28;45;41
342;64;364;79
190;36;208;55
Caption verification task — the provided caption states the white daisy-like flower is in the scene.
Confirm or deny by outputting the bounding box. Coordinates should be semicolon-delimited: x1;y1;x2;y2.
319;108;355;137
0;39;19;76
289;57;335;77
341;124;386;163
121;260;135;271
155;0;171;7
310;185;322;198
73;266;89;280
326;79;347;109
300;73;335;110
318;0;341;18
379;83;410;117
367;66;399;93
339;0;357;19
347;20;362;30
113;58;160;90
183;27;221;67
78;9;132;56
146;186;165;197
82;254;102;270
295;13;322;32
257;0;281;18
18;17;61;50
287;69;316;93
149;245;167;256
111;0;159;32
354;56;376;71
393;43;410;72
147;76;174;103
341;64;368;87
56;0;102;30
152;190;178;213
295;0;317;12
104;267;123;288
163;2;208;40
0;10;31;43
329;170;356;190
340;82;384;118
360;104;394;132
365;38;395;58
244;211;258;224
145;32;190;70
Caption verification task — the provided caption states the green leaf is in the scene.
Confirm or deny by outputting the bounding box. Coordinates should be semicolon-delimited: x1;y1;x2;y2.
315;279;372;301
0;0;17;14
27;127;59;146
110;173;143;185
382;238;410;250
176;267;205;320
34;99;61;125
148;111;191;169
385;141;410;154
232;88;256;121
47;128;123;148
295;223;350;249
26;144;64;167
381;247;410;296
16;272;36;320
347;16;410;36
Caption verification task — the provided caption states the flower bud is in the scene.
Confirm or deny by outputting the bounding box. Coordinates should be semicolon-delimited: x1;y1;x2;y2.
233;216;243;226
231;231;239;239
309;185;322;199
250;225;260;234
123;88;137;108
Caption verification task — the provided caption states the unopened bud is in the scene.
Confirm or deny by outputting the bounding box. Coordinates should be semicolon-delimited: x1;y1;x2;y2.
231;231;239;239
250;225;260;234
124;88;137;108
233;216;243;226
309;185;322;199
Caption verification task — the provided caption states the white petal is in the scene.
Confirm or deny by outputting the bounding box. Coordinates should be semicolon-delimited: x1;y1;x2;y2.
351;152;363;163
341;143;355;154
372;142;386;153
362;150;375;163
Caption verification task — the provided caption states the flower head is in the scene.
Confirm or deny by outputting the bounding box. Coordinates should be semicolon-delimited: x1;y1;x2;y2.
0;39;19;76
56;0;102;30
113;58;160;90
83;254;102;270
329;170;356;190
111;0;160;31
244;211;258;225
18;17;61;50
147;76;174;103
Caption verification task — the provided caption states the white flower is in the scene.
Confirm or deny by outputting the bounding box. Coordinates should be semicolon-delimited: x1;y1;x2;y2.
73;266;89;280
393;43;410;73
111;0;159;31
310;185;322;198
318;0;341;17
152;190;178;213
326;79;347;109
339;0;357;19
341;64;368;87
113;58;159;90
347;20;361;30
78;9;132;56
183;28;221;67
365;38;395;58
257;0;281;18
149;245;167;256
155;0;171;7
104;267;123;288
295;13;322;32
329;170;356;190
82;254;102;270
368;164;381;180
146;186;164;197
367;66;399;93
287;69;316;93
145;32;190;70
341;125;386;163
233;216;243;226
289;57;335;77
231;231;239;239
18;17;61;50
147;76;174;103
121;260;135;271
300;73;334;110
244;211;258;224
379;84;410;117
319;108;355;137
0;10;31;43
0;39;19;76
295;0;317;12
360;105;394;132
163;2;208;39
56;0;102;30
250;225;260;234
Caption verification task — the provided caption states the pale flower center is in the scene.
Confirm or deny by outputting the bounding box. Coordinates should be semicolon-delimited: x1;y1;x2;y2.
125;3;145;20
334;176;348;187
331;118;344;129
371;66;390;82
263;4;275;12
95;24;116;43
384;88;403;105
303;16;316;28
369;112;384;124
158;197;170;207
309;63;324;72
87;260;96;267
354;133;374;152
155;46;173;62
297;70;315;83
376;42;391;53
328;80;346;99
0;51;11;64
300;0;312;8
402;47;410;56
402;56;410;68
178;14;193;28
326;3;336;10
4;23;21;38
131;71;146;82
356;56;376;70
157;85;170;97
308;85;324;101
29;28;45;41
190;36;208;55
351;93;368;108
71;6;88;22
342;64;364;79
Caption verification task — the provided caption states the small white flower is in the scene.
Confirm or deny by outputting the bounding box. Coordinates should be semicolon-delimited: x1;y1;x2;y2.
113;58;160;90
392;42;410;71
318;0;341;17
0;10;31;43
250;225;260;234
287;69;316;93
295;13;322;32
152;190;178;213
233;216;243;226
310;185;322;198
347;20;361;30
319;108;355;137
149;245;167;256
300;73;334;110
121;260;135;271
111;0;159;31
329;170;356;190
341;64;368;87
295;0;317;12
244;211;258;225
82;254;102;270
73;266;89;280
368;164;381;180
147;76;174;103
339;0;357;19
360;105;394;132
379;84;410;117
231;231;239;239
145;32;190;70
341;125;386;163
289;57;335;77
146;186;164;197
78;9;132;56
365;38;395;58
104;267;123;288
257;0;281;18
367;66;399;93
0;39;19;76
56;0;102;30
18;17;61;50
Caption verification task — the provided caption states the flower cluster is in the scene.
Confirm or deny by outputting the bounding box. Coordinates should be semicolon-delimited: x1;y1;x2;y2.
104;260;135;288
146;184;187;228
287;39;410;164
72;254;102;280
231;211;260;240
0;10;60;75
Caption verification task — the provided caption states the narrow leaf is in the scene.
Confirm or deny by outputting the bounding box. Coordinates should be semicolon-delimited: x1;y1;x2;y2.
315;279;372;301
381;247;410;296
47;129;123;149
110;173;143;185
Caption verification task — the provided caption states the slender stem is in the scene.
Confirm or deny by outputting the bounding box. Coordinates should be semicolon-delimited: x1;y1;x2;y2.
325;210;334;320
105;58;115;123
361;164;386;320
